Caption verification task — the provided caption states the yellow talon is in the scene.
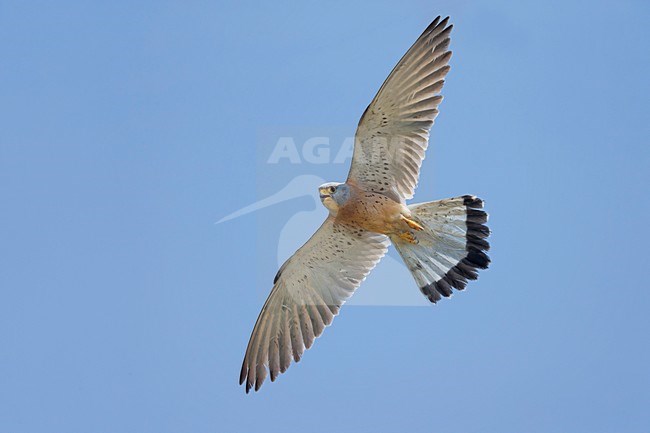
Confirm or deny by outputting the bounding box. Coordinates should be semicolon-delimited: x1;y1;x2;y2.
398;231;418;244
401;215;424;231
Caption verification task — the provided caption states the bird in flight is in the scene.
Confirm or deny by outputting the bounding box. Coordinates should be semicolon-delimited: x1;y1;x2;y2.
240;16;490;392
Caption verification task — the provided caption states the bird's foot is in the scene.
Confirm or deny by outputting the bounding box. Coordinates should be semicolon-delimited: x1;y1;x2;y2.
398;231;418;244
401;215;424;231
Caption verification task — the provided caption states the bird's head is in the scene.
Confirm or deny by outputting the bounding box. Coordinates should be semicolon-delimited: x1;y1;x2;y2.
318;182;350;215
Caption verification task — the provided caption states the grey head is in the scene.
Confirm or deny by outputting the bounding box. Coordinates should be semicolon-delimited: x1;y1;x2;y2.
318;182;350;215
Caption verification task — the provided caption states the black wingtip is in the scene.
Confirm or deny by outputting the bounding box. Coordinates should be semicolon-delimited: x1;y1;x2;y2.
239;364;247;386
437;16;451;30
422;15;453;39
420;16;441;38
245;379;251;393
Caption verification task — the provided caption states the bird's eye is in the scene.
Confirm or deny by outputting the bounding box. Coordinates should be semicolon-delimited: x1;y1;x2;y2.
329;186;336;193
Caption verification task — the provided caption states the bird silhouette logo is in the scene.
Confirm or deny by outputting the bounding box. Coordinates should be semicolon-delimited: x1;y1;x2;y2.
217;174;429;307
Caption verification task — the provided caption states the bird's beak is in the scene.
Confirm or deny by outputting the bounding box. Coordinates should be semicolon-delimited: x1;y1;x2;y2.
319;188;330;200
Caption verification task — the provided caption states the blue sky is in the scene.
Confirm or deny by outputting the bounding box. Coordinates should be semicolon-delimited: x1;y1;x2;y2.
1;1;649;432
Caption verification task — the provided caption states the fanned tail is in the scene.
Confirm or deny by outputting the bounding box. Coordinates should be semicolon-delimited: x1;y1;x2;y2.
391;195;490;303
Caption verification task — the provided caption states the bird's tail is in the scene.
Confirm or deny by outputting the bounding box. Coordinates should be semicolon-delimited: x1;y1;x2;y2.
390;196;490;304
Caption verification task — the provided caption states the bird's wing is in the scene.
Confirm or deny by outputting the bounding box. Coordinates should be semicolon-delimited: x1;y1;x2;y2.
347;16;453;202
239;217;389;392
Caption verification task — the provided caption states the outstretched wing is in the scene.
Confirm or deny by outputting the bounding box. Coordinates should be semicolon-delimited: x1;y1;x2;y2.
239;217;389;392
348;16;453;202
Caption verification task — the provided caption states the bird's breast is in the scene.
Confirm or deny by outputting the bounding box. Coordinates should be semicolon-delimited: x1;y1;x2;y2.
336;191;405;235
